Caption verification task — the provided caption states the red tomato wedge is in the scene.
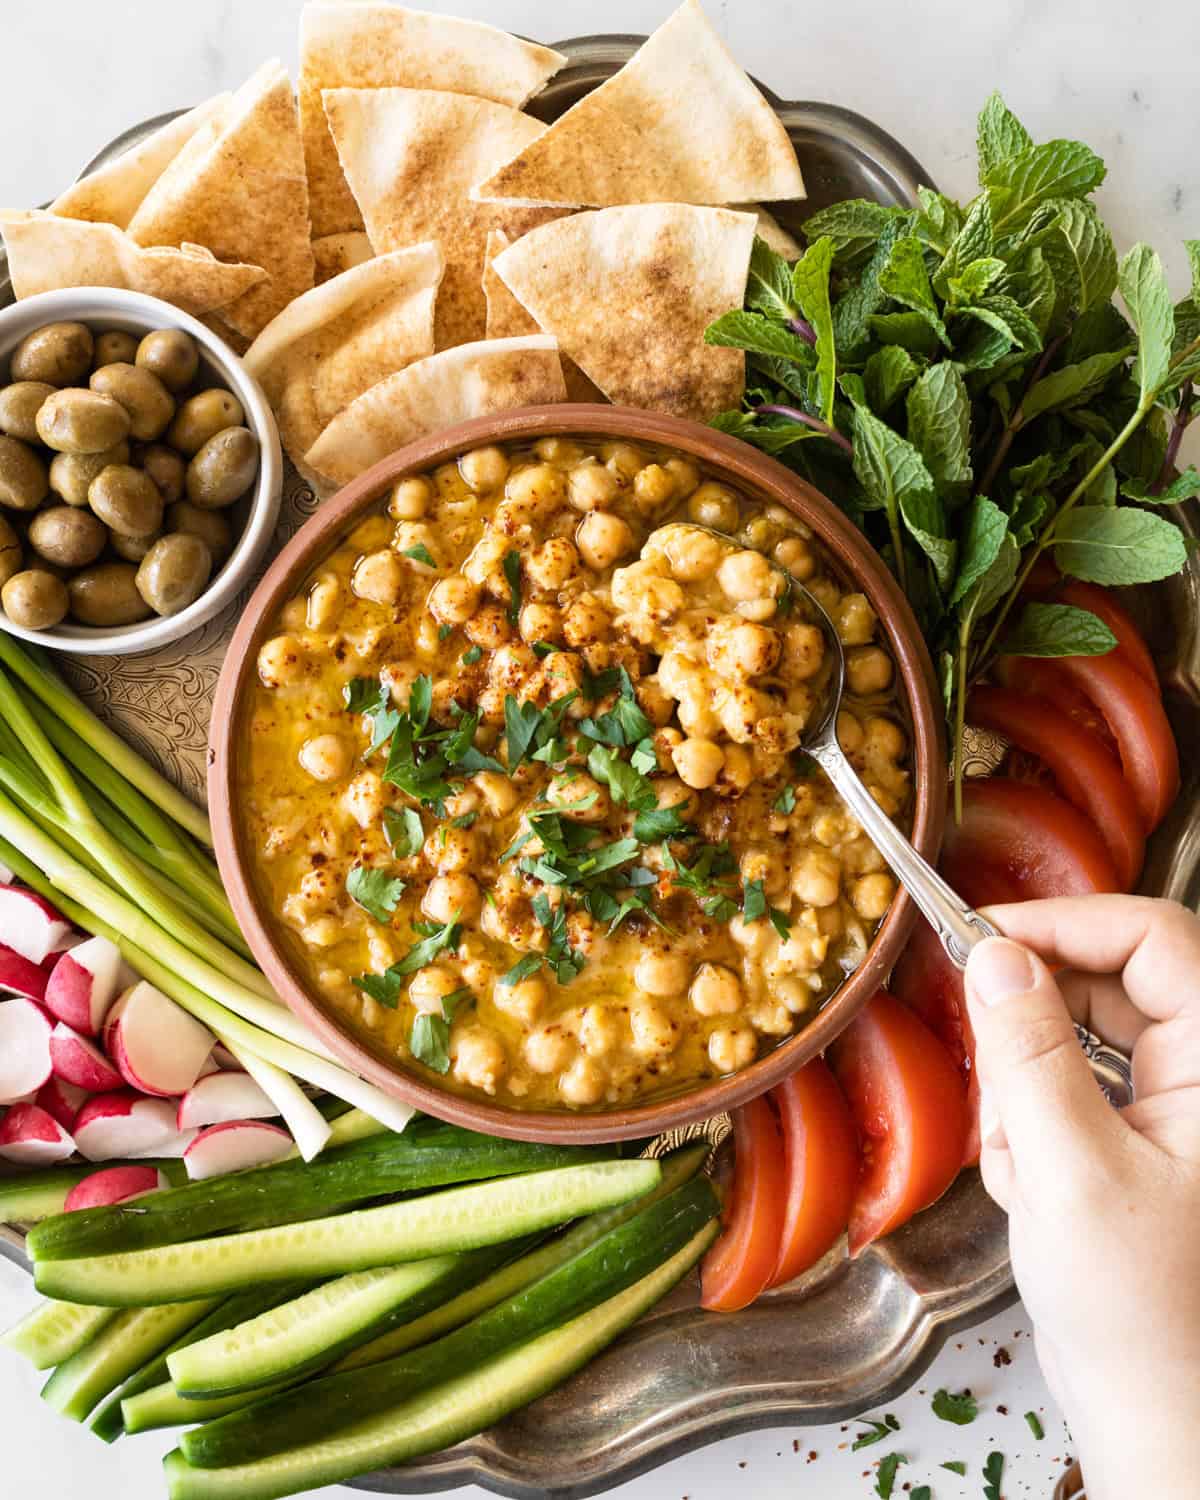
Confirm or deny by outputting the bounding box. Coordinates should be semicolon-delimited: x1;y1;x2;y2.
828;989;968;1255
1054;581;1159;691
700;1093;786;1311
968;685;1145;890
768;1059;858;1287
996;653;1179;832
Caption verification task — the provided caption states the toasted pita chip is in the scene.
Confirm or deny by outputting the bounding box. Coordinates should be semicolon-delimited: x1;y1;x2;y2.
740;205;803;260
306;333;566;487
484;230;604;405
127;61;314;340
300;3;566;236
0;212;266;316
323;87;563;350
492;205;754;420
474;0;804;209
244;242;442;468
312;231;374;284
50;95;233;229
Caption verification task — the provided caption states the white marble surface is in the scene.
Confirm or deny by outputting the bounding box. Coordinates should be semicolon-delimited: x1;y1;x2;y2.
1;2;1197;1498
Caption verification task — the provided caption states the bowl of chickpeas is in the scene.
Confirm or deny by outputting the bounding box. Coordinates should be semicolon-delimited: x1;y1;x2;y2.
209;405;945;1143
0;287;283;654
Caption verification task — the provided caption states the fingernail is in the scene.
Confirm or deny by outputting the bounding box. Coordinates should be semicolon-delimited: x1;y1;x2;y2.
967;937;1035;1007
977;1084;1004;1149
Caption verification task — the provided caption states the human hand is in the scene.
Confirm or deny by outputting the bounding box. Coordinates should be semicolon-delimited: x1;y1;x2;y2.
964;897;1200;1500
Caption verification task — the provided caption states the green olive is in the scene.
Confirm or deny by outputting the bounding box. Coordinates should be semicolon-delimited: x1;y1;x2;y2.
0;435;49;511
0;382;56;443
0;515;23;587
136;329;199;394
87;465;164;538
167;389;244;456
93;331;139;369
9;323;94;386
166;501;233;563
142;444;186;505
2;568;69;630
28;506;108;569
35;389;131;454
47;441;130;506
89;363;175;443
68;563;152;627
185;426;259;509
136;533;213;617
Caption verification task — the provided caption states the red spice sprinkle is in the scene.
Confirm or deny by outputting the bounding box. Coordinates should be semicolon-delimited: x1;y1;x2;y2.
807;1451;817;1463
994;1346;1012;1368
997;1404;1009;1415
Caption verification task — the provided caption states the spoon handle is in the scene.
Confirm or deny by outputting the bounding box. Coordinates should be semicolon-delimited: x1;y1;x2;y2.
807;742;999;969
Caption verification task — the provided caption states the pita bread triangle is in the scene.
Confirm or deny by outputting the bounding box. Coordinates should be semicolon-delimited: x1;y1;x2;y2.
322;87;564;350
299;3;566;237
127;61;315;340
492;205;755;420
474;0;805;209
312;231;373;284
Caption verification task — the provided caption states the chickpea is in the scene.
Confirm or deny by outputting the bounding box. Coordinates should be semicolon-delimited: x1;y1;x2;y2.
459;445;508;492
567;458;619;512
851;871;896;920
534;436;585;465
688;481;739;532
634;949;691;998
495;974;547;1026
428;575;481;625
629;996;679;1056
431;824;477;873
305;573;341;630
577;511;635;572
519;600;562;644
846;645;894;695
689;963;742;1016
835;592;877;646
601;441;643;484
302;915;342;948
525;1025;574;1074
663;527;722;582
632;463;676;515
773;534;816;580
578;1005;619;1058
711;621;781;677
652;775;700;824
717;743;755;793
794;847;842;907
525;538;580;594
717;682;772;744
451;1028;506;1094
298;733;350;782
352;549;405;606
257;634;306;687
716;547;775;604
657;455;697;498
474;769;518;817
837;709;865;754
463;601;513;649
423;873;480;924
670;736;724;790
867;782;901;817
344;770;385;828
708;1024;757;1074
652;726;684;772
505;462;565;520
782;622;826;681
562;593;612;646
635;676;675;727
388;475;431;520
408;965;462;1014
559;1055;604;1105
863;715;906;761
811;810;850;847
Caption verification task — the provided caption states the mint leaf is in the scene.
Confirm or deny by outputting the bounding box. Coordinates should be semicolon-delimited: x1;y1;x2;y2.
833;217;907;357
346;865;406;923
950;497;1008;605
1053;506;1188;584
976;92;1033;181
401;542;436;569
383;806;424;858
705;310;816;364
999;602;1118;658
792;236;837;422
869;311;942;357
946;255;1006;306
802;199;904;264
932;1387;979;1425
1045;199;1117;313
852;1415;901;1451
875;1452;905;1499
961;532;1020;637
1118;243;1175;405
957;293;1042;355
1009;487;1049;547
1123;466;1200;503
914;186;964;256
1019;347;1132;424
864;346;921;414
906;363;972;497
879;235;950;347
985;139;1107;233
936;195;994;291
983;1451;1004;1500
745;235;797;320
911;1489;931;1500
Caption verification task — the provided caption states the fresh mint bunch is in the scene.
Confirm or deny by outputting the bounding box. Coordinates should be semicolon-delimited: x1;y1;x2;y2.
708;92;1199;814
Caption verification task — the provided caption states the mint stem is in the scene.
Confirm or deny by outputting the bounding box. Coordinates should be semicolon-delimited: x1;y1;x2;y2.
1151;387;1193;495
753;403;854;455
977;331;1067;499
787;316;818;346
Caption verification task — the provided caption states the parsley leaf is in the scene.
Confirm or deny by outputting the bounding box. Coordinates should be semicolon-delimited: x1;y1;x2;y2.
502;550;522;625
768;907;793;941
983;1451;1004;1500
665;844;739;921
632;801;692;842
500;953;543;987
352;916;462;1003
932;1388;978;1425
382;806;424;858
630;737;658;775
345;865;406;924
344;676;385;714
437;622;454;641
773;784;797;814
401;542;437;568
941;1460;967;1476
1024;1411;1044;1440
742;878;767;922
461;645;483;665
409;987;472;1074
911;1488;931;1500
505;693;578;772
408;675;433;733
851;1415;901;1451
587;743;657;812
875;1452;905;1499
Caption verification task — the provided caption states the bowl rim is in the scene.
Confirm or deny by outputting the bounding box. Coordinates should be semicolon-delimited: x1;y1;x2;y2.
209;404;946;1144
0;286;283;656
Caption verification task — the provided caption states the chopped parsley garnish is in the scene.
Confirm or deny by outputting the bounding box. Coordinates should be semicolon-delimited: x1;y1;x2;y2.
1024;1411;1044;1440
630;736;658;774
449;811;478;829
409;987;472;1074
343;676;386;714
911;1488;931;1500
383;806;424;858
351;915;462;1005
373;677;503;808
631;800;692;843
499;953;544;987
532;892;585;983
437;622;454;641
577;667;653;747
664;843;738;921
851;1415;900;1452
401;542;437;568
773;784;797;814
580;664;622;700
983;1451;1004;1500
531;639;560;658
587;742;656;811
502;549;522;625
505;692;578;771
740;877;793;940
345;865;406;924
875;1452;905;1499
461;645;483;665
932;1388;978;1426
941;1460;967;1476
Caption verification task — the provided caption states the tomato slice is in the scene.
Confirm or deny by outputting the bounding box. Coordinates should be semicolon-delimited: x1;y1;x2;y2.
996;654;1179;832
700;1093;786;1311
968;685;1144;890
768;1059;858;1287
828;988;968;1255
1054;581;1159;691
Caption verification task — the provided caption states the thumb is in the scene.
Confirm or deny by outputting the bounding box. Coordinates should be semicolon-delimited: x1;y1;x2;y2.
966;936;1120;1197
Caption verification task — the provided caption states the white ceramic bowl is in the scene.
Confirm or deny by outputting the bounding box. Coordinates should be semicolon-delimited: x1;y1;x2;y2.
0;287;283;655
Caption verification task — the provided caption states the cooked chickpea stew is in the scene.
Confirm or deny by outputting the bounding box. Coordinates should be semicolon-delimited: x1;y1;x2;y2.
241;436;912;1112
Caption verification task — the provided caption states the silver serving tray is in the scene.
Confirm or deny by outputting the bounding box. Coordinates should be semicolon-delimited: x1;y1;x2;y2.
2;34;1198;1498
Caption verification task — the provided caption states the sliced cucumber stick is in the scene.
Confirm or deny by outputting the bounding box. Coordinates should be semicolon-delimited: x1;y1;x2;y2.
36;1160;661;1307
164;1222;717;1500
124;1379;291;1436
1;1298;116;1369
41;1300;217;1423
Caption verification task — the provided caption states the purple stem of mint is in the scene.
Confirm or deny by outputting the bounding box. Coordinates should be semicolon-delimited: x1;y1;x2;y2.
1151;388;1194;496
787;317;817;346
754;403;854;456
977;331;1068;499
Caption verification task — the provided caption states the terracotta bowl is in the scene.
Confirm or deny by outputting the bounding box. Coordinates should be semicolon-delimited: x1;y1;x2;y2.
210;406;946;1143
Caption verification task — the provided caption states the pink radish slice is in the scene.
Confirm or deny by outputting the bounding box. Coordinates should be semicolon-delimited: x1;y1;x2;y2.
63;1165;165;1212
49;1023;124;1093
0;1103;76;1165
36;1077;89;1131
125;1128;198;1160
0;998;53;1103
106;982;215;1097
177;1072;277;1130
183;1121;293;1180
44;936;123;1036
0;888;73;964
0;942;50;1004
73;1090;178;1161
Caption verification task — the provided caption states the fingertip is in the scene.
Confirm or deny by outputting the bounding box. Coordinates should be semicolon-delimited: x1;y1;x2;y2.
966;936;1037;1009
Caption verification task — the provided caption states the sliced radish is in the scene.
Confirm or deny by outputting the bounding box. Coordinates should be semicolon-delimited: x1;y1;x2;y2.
44;936;123;1036
49;1022;124;1093
73;1090;178;1161
105;982;215;1097
0;941;51;1004
0;997;53;1103
0;1102;75;1165
36;1076;89;1131
177;1072;278;1130
125;1128;198;1159
183;1121;293;1180
0;888;73;964
63;1165;166;1212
